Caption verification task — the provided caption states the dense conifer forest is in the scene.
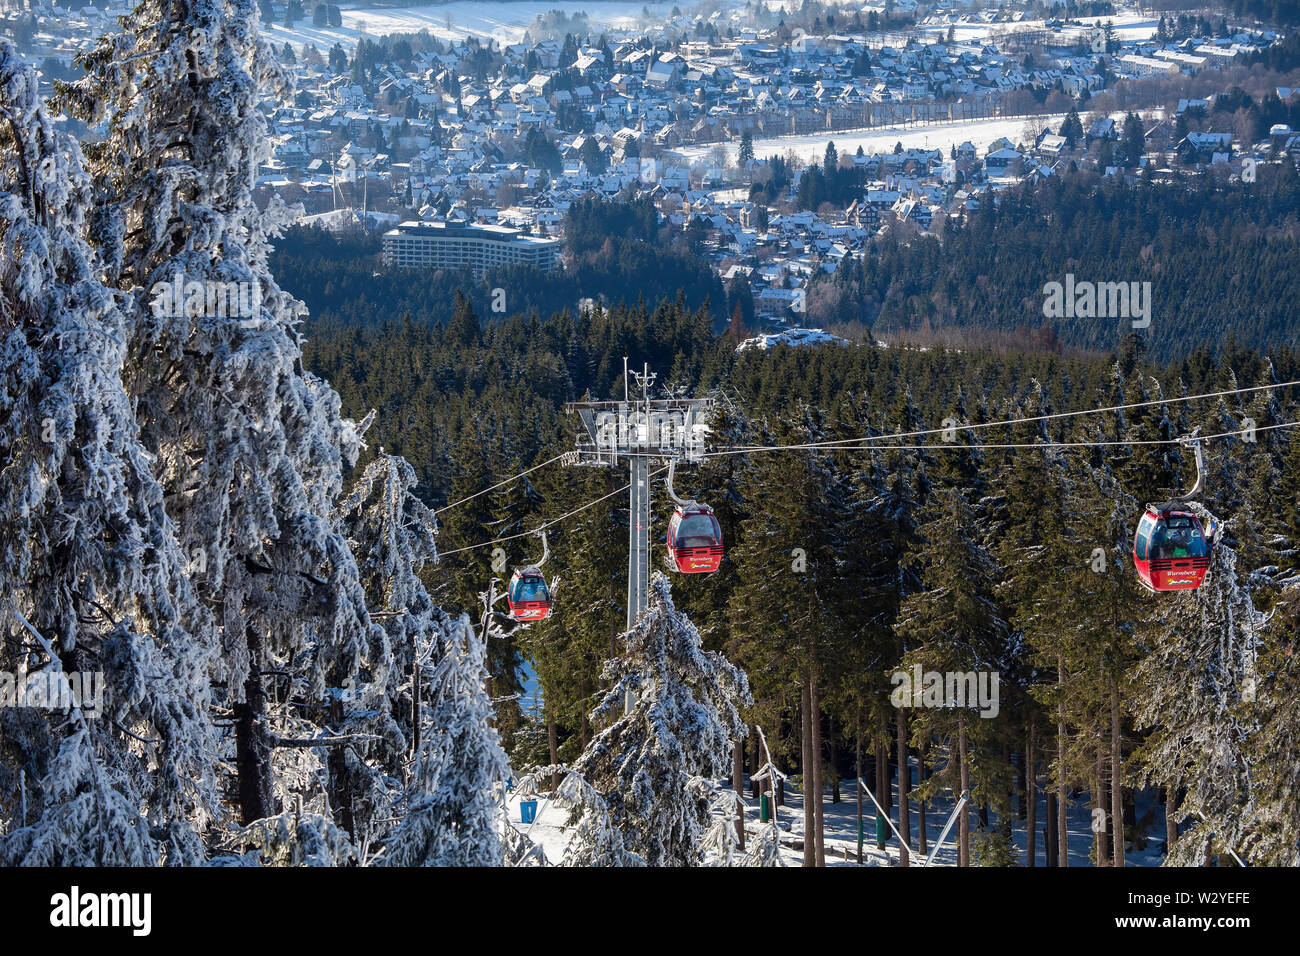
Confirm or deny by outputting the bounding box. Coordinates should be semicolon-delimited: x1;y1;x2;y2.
296;251;1300;864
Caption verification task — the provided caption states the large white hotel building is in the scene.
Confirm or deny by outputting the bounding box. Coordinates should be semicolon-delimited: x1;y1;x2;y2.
381;221;562;277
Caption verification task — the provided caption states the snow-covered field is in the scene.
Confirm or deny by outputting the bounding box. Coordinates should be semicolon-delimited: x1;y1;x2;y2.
919;12;1160;45
262;3;1161;52
506;767;1169;866
262;1;679;50
677;115;1070;165
678;108;1166;166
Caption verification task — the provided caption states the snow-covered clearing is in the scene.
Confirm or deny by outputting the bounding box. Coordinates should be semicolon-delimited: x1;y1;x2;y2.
919;13;1160;45
678;107;1167;165
677;115;1068;165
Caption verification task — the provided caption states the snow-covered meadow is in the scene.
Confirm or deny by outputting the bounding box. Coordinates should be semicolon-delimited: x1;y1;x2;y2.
918;12;1161;45
678;108;1166;166
677;115;1074;166
262;0;681;50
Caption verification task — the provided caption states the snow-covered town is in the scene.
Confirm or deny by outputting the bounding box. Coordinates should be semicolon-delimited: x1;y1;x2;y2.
9;0;1298;339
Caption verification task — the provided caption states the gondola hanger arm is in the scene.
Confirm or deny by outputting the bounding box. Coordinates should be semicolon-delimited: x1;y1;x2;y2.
665;458;697;509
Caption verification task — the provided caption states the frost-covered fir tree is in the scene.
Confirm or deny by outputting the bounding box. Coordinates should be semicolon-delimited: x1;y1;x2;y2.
557;771;644;867
0;40;216;864
336;452;453;839
698;787;748;866
380;615;509;866
1132;538;1268;865
1239;585;1300;865
67;0;387;827
573;573;751;866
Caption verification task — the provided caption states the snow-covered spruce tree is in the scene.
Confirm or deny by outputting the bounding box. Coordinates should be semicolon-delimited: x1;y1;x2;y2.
335;451;453;841
742;819;785;867
557;771;644;867
0;40;216;864
1238;585;1300;865
698;786;747;866
65;1;388;828
219;807;355;866
572;572;751;866
896;485;1010;868
380;614;509;866
1131;538;1267;865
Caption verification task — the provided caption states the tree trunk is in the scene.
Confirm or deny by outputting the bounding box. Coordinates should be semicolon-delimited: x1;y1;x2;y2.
235;623;273;826
958;713;970;867
896;707;910;866
829;715;840;804
733;739;746;850
801;675;814;867
1026;715;1037;868
328;747;356;839
875;725;888;851
917;739;928;856
855;734;864;864
1111;677;1124;868
810;671;825;867
1095;743;1110;867
1003;739;1013;832
878;723;889;848
1045;790;1058;867
1057;657;1069;867
410;652;421;766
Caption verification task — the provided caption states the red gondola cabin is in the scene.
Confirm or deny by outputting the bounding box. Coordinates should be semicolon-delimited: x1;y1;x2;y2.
666;505;723;573
507;569;552;621
1133;506;1212;592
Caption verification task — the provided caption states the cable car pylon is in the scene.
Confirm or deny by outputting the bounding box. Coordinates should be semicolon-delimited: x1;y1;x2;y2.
564;361;715;633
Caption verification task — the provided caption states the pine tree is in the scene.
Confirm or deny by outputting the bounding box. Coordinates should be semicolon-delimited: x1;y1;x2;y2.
381;615;509;866
337;452;452;840
573;573;750;865
69;0;383;832
558;771;644;866
0;40;215;864
1132;541;1266;866
896;486;1010;867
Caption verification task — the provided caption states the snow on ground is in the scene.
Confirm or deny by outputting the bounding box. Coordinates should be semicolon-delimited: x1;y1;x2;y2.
737;328;851;352
504;761;1171;866
262;3;1160;53
919;12;1159;45
262;1;679;51
677;115;1072;166
678;108;1166;166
